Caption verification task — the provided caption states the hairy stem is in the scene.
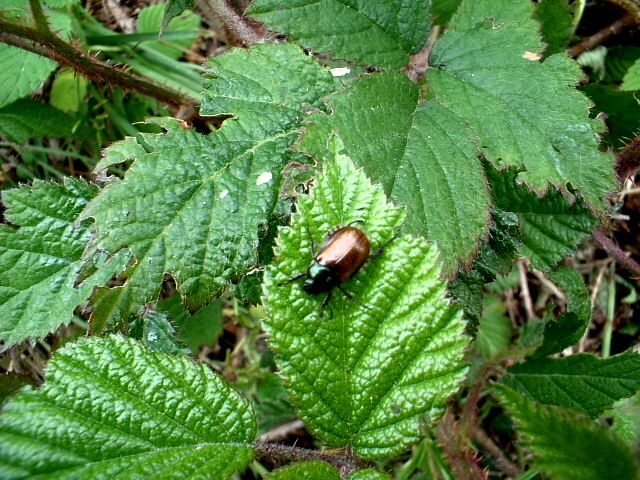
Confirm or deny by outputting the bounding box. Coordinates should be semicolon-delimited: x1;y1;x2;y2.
253;442;372;477
196;0;262;46
0;16;193;107
593;229;640;276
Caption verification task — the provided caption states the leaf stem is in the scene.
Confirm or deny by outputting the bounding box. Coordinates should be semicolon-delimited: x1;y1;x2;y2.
252;441;373;476
195;0;263;46
593;229;640;277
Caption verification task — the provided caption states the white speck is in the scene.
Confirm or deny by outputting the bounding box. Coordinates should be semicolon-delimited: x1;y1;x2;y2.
219;189;229;198
256;172;272;185
523;51;542;61
147;332;157;342
330;67;350;77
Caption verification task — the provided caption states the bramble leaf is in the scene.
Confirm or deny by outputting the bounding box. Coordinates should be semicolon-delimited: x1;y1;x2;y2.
0;179;128;349
496;385;637;480
501;351;640;418
0;336;256;479
263;138;469;459
83;44;336;321
300;72;490;272
428;0;616;207
488;165;598;270
247;0;429;69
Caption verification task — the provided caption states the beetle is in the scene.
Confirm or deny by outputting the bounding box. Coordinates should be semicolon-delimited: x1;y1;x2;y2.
283;223;387;312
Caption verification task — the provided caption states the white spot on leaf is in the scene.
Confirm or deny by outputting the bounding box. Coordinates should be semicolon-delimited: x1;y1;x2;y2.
219;189;229;198
523;51;542;61
256;172;272;186
330;67;350;77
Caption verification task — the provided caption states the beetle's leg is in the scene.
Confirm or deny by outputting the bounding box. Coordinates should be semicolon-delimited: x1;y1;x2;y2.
338;285;371;311
319;290;333;317
280;271;306;285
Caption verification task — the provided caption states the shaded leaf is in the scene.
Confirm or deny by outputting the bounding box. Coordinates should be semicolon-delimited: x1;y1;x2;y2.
0;44;56;108
300;72;490;271
83;45;337;321
428;0;616;207
488;165;598;270
496;385;637;480
247;0;430;68
501;351;640;417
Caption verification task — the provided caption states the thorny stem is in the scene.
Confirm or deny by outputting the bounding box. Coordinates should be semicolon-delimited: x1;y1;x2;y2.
0;1;194;108
593;229;640;277
196;0;262;46
252;442;372;477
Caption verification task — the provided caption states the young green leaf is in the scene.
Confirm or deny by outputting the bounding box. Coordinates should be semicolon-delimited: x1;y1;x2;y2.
349;470;392;480
247;0;430;69
501;351;640;418
267;461;341;480
83;44;337;323
428;0;616;207
300;72;490;272
488;165;598;270
0;336;256;479
263;139;469;459
0;179;128;350
496;385;637;480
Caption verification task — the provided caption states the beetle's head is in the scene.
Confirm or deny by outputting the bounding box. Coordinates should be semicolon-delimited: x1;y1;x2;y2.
303;262;336;295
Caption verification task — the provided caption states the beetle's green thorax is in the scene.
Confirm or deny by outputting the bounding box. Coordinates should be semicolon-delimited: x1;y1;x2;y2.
303;262;336;294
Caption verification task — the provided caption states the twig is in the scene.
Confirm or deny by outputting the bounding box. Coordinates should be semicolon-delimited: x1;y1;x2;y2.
593;229;640;277
196;0;262;46
252;442;372;477
568;12;636;57
532;269;566;304
0;21;192;107
517;259;536;320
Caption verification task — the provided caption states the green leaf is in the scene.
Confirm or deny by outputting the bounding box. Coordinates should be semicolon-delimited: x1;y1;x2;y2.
300;72;490;272
431;0;463;25
0;44;56;108
621;58;640;91
0;179;128;349
428;0;616;207
488;165;598;270
605;46;640;84
501;351;640;418
349;469;392;480
534;267;591;357
0;98;82;142
50;69;89;113
129;310;190;355
83;44;338;322
161;0;194;35
263;139;469;459
0;336;256;479
159;294;223;353
137;4;200;59
474;294;512;359
496;385;637;480
247;0;429;69
201;43;337;122
267;461;341;480
582;83;640;148
535;0;577;56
